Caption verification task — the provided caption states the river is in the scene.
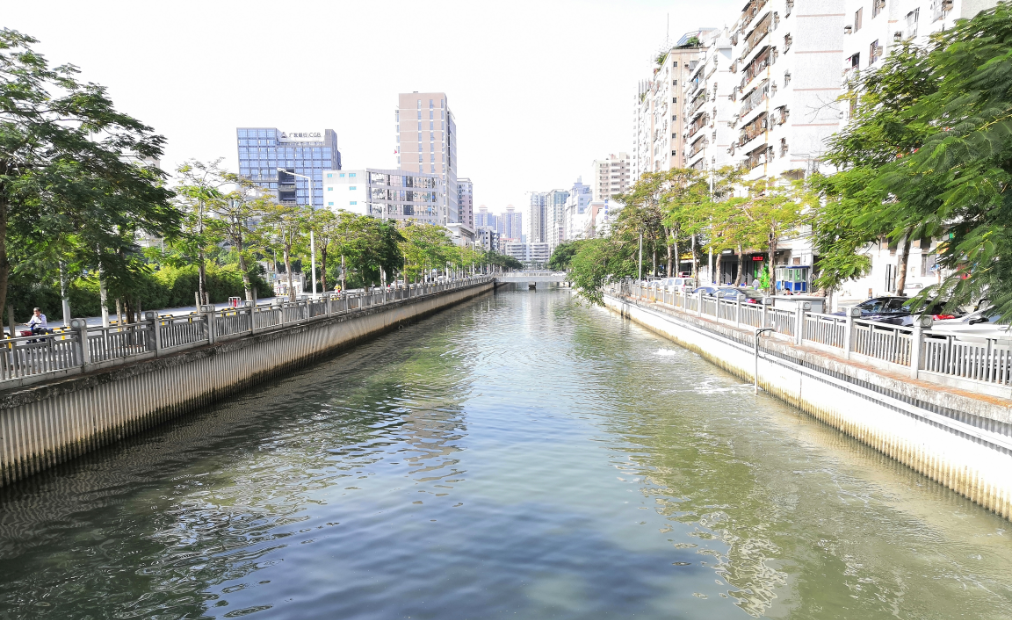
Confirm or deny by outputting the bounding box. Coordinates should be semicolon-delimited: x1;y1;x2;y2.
1;288;1010;619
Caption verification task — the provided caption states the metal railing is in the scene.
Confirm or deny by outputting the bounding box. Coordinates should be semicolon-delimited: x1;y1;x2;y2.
0;276;493;389
608;279;1012;395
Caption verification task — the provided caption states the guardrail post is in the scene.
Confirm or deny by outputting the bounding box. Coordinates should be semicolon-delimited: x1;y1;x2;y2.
736;295;743;328
697;291;703;317
794;301;809;346
202;305;216;344
70;318;90;368
910;316;931;379
762;299;770;328
843;307;859;359
145;311;161;356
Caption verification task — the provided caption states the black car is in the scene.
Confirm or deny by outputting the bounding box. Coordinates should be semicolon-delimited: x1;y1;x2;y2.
834;296;963;326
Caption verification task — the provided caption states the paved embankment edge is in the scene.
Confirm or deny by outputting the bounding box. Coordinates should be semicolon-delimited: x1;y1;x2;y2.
0;283;493;488
604;293;1012;520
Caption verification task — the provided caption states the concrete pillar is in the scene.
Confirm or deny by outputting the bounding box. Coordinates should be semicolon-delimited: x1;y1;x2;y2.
202;305;216;345
145;311;161;356
795;301;810;346
697;291;703;318
844;306;860;359
70;318;89;369
736;295;743;328
910;315;931;379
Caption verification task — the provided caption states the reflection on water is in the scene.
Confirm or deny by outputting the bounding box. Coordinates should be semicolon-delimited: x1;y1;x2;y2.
1;289;1011;619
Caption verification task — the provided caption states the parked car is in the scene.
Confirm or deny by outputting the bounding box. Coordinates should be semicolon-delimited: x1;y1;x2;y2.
715;287;769;304
930;307;1010;344
662;277;696;292
692;286;720;297
834;296;963;326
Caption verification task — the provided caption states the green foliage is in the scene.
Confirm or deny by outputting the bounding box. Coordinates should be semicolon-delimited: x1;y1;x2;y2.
0;28;179;318
820;4;1012;317
548;240;585;271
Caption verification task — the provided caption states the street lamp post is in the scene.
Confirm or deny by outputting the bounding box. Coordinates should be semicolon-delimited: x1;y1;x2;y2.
279;168;317;298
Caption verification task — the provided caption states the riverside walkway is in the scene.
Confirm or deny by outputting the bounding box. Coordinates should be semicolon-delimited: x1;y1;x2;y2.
0;276;494;486
607;280;1012;519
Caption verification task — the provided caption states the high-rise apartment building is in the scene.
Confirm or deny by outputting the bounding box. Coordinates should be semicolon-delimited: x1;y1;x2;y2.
396;92;458;225
729;1;844;180
527;192;548;244
474;205;495;230
592;153;632;202
236;128;341;207
632;30;716;180
502;205;523;241
564;178;593;241
841;0;999;92
684;29;735;172
546;189;570;254
457;177;474;230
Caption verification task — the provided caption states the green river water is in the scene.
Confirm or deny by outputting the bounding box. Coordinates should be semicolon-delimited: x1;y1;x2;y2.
0;288;1010;619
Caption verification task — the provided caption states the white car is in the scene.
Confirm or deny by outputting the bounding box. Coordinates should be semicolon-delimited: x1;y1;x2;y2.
930;308;1012;345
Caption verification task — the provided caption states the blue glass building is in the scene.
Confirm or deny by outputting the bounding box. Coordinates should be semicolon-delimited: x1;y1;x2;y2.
236;128;341;207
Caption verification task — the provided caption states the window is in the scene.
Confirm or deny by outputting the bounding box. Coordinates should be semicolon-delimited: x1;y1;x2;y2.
417;100;421;108
339;173;346;177
327;187;333;192
349;173;356;177
350;201;358;205
349;186;357;190
854;8;863;31
672;97;677;103
873;0;884;18
327;173;333;178
869;40;882;63
429;99;434;108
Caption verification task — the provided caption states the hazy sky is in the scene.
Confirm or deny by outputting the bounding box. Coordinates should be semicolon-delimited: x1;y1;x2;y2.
5;0;741;213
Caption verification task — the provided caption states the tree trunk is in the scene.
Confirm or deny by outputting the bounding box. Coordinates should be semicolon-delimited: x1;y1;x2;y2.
896;232;912;295
671;237;679;280
715;253;722;285
651;246;658;277
0;193;9;333
768;233;778;295
116;298;124;326
98;249;110;328
666;229;675;277
691;235;698;280
198;251;207;306
734;246;745;286
285;248;295;302
238;252;252;302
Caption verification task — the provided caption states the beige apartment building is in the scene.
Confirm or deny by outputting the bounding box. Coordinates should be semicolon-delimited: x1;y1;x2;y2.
396;92;458;225
591;153;631;202
632;30;717;181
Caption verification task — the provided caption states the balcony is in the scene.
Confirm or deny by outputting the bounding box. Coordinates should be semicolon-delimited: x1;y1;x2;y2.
740;80;769;118
740;46;772;92
688;113;710;139
688;136;708;159
744;143;771;171
738;112;768;147
738;0;770;34
687;89;709;117
739;12;772;62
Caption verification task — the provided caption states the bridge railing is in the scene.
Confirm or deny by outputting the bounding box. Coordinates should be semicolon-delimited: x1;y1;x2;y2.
0;276;493;391
607;278;1012;398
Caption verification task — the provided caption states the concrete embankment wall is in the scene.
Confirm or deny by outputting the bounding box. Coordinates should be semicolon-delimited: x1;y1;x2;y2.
604;294;1012;520
0;283;493;487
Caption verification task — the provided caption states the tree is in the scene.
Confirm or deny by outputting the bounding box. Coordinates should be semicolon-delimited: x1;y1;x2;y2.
309;209;340;293
0;28;178;321
209;173;269;301
736;177;811;292
173;159;228;305
255;203;308;301
548;240;584;271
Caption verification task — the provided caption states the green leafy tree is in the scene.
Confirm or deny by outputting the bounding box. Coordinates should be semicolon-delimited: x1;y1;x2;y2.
209;173;269;301
0;28;178;321
254;202;308;301
173;159;228;304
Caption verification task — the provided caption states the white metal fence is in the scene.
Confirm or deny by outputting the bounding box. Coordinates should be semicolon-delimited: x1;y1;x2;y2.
608;279;1012;395
0;277;493;389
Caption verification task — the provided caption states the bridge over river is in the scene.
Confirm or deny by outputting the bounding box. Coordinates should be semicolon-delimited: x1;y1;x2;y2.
494;270;569;286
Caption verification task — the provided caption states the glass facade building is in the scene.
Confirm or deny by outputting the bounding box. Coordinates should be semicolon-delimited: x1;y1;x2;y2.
236;128;341;208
